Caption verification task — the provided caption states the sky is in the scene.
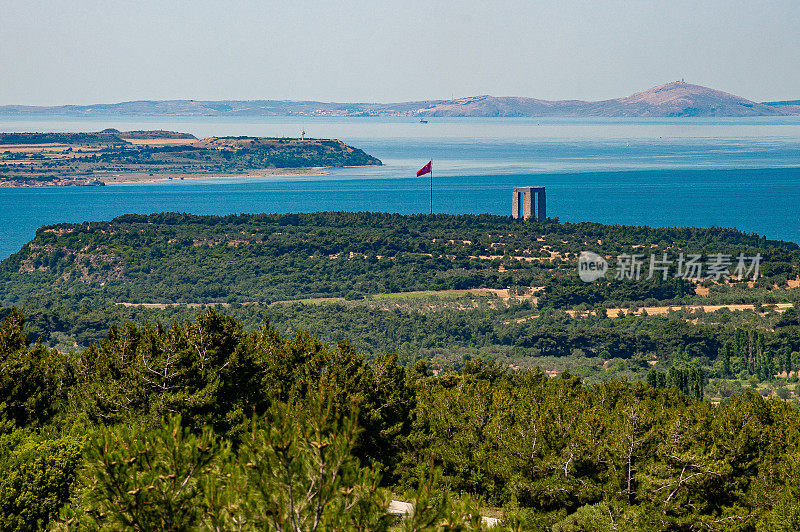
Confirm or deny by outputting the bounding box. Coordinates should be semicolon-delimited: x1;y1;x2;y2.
1;0;798;105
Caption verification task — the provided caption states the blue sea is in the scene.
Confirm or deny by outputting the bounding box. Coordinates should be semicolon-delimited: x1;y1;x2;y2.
1;116;799;259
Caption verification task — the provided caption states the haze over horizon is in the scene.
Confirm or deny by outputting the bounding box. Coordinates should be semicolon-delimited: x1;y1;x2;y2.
1;0;799;106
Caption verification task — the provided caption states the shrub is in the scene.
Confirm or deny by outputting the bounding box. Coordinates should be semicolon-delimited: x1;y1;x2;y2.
0;430;83;532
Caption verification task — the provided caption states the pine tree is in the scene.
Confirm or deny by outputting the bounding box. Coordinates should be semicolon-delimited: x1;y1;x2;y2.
721;341;732;377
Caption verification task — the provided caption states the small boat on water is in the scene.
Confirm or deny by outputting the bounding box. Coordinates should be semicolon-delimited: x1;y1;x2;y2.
419;119;428;124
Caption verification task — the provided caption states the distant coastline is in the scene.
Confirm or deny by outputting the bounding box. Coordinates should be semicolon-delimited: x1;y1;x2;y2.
0;167;334;187
103;167;331;185
2;82;798;118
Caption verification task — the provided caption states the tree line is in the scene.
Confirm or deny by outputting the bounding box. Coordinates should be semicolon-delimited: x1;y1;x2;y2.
3;309;800;530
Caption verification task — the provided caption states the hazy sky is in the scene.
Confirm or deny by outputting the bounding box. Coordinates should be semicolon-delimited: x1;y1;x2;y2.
2;0;798;105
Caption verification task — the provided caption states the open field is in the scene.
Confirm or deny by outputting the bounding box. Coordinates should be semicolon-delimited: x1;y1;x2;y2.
115;286;540;310
120;137;197;146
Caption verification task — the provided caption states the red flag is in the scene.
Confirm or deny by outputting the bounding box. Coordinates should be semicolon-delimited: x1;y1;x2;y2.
416;161;432;177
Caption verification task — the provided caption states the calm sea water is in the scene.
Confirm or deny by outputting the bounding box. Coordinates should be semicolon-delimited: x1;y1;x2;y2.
1;116;799;259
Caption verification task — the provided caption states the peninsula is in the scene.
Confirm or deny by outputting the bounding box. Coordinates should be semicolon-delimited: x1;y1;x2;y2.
0;129;381;186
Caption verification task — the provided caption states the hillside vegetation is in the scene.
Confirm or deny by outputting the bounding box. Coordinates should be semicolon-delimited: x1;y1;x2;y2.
1;212;799;401
4;212;796;306
2;212;800;528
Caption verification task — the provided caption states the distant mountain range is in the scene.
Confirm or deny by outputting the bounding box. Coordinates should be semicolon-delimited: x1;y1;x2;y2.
1;82;798;118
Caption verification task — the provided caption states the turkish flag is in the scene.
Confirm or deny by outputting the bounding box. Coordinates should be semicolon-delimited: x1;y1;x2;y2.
416;161;432;177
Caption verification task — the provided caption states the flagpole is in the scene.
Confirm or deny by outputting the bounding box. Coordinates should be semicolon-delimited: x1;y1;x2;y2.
430;162;433;215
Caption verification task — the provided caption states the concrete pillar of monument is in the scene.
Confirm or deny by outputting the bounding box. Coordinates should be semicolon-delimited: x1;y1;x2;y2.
512;191;520;219
537;189;546;222
522;191;532;220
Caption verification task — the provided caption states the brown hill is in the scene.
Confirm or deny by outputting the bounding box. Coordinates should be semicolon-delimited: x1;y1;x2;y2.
414;82;785;117
588;82;785;117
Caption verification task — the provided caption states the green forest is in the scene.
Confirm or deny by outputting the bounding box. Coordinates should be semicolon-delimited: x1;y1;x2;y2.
2;212;800;529
2;212;799;392
4;212;798;308
3;308;800;530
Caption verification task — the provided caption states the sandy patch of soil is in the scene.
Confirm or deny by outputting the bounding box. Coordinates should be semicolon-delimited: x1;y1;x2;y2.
570;302;797;318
